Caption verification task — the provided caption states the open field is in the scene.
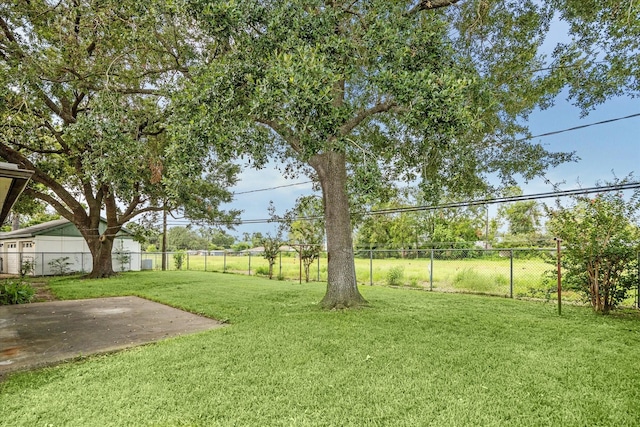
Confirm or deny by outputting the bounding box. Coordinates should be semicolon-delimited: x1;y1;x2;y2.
144;252;597;303
2;271;640;426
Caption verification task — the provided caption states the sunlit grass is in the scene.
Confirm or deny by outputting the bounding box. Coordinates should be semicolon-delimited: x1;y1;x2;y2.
2;271;640;426
140;252;637;305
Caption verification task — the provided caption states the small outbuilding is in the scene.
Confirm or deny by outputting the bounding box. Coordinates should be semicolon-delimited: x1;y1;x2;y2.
0;219;141;276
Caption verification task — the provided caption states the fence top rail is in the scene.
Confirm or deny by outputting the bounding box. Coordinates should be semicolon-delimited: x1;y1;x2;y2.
357;248;556;253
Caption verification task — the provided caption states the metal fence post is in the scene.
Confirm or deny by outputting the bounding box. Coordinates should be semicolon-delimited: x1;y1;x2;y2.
248;252;251;276
370;250;373;286
430;249;434;291
555;238;562;315
317;254;320;282
510;249;514;298
224;251;227;272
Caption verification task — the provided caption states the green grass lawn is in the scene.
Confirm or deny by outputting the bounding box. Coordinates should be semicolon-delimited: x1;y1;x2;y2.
2;271;640;426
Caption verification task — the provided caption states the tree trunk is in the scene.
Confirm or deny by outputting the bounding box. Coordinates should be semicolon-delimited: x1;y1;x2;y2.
309;151;367;309
11;213;20;231
86;234;116;278
268;260;274;279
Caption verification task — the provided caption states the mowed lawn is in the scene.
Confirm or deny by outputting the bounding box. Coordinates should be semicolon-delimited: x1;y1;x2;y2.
2;271;640;426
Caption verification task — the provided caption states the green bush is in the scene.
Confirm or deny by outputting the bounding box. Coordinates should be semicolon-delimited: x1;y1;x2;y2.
20;259;35;277
48;257;72;276
255;266;270;276
173;252;186;270
386;266;405;286
546;185;640;313
0;280;35;305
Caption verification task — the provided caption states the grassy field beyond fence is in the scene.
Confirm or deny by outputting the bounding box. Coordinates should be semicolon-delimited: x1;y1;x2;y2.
147;249;601;303
2;271;640;426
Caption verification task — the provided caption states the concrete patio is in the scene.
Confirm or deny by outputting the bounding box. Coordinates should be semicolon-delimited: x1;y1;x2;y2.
0;296;224;379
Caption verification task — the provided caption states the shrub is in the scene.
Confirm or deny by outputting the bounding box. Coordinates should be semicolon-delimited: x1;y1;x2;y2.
114;241;131;272
386;266;405;286
0;280;35;305
48;257;72;276
20;259;35;277
546;183;640;313
173;251;186;270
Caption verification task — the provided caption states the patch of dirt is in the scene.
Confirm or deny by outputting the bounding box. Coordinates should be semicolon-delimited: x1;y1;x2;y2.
31;282;58;302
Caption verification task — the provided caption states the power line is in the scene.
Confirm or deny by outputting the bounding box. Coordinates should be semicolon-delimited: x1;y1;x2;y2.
524;112;640;141
364;182;640;216
233;181;313;195
184;182;640;226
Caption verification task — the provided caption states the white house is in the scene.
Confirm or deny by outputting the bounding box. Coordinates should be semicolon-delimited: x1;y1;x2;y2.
0;219;141;275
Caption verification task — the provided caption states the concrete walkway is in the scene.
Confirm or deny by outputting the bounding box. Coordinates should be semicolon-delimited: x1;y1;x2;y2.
0;296;224;378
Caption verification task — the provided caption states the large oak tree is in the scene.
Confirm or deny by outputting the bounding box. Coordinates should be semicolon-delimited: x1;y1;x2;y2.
180;0;585;308
178;0;594;308
0;0;237;277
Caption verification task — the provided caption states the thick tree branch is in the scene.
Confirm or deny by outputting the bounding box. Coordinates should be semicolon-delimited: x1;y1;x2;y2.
332;79;345;108
7;139;65;155
0;16;17;43
104;188;119;227
71;91;86;117
121;204;165;224
42;120;70;151
254;117;303;154
22;188;74;223
121;188;142;222
409;0;462;14
95;185;105;209
338;100;398;137
72;153;97;207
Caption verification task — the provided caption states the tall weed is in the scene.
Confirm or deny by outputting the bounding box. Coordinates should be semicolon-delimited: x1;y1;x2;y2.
0;280;35;305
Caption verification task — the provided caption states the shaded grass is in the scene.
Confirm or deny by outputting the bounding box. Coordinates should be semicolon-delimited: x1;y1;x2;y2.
2;271;640;426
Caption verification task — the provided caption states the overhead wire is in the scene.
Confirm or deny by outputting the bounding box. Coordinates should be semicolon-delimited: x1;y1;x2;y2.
168;181;640;227
233;181;313;195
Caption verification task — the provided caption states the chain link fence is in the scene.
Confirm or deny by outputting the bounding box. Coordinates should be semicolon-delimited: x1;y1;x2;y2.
358;248;558;298
5;248;638;307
